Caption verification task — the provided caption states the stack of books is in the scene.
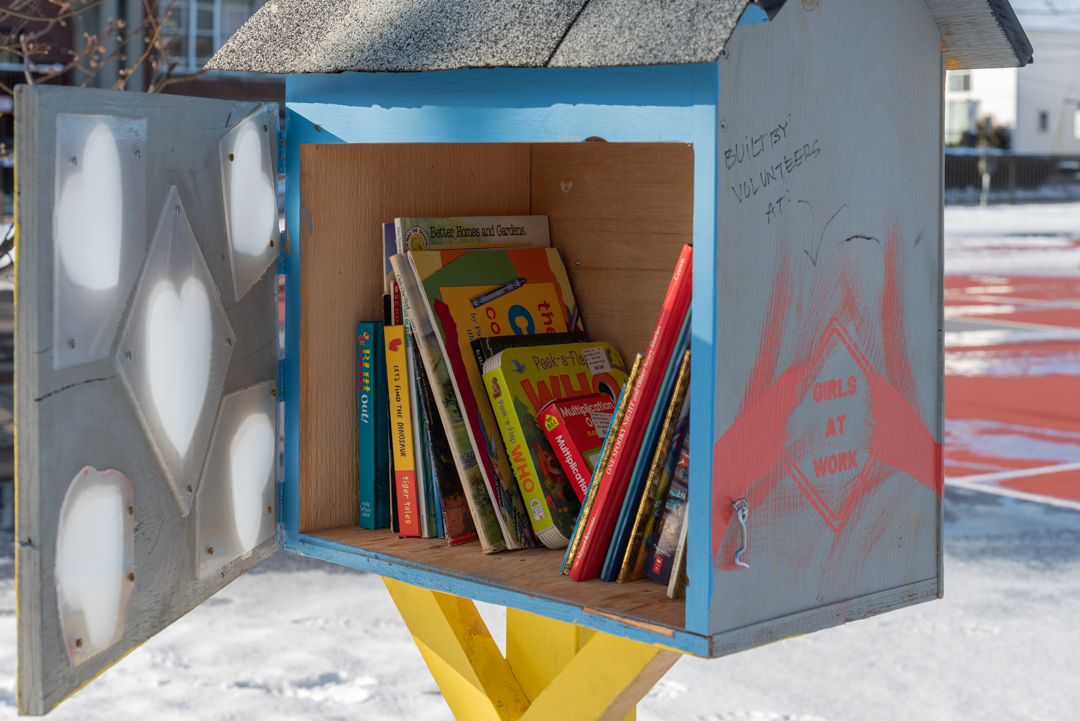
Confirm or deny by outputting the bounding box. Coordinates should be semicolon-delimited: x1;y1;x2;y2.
356;215;693;598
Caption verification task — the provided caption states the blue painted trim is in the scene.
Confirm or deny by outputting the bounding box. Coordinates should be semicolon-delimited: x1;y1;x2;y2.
736;3;770;25
283;63;720;635
688;67;719;637
286;529;712;656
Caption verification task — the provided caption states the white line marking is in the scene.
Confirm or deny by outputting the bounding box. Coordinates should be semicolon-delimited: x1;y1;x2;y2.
946;462;1080;511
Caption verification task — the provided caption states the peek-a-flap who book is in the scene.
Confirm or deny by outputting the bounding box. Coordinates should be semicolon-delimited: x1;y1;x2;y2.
411;247;582;550
483;343;629;547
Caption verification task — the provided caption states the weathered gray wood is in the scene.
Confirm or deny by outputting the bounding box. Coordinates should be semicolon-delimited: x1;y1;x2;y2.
924;0;1033;69
710;0;943;636
15;86;279;715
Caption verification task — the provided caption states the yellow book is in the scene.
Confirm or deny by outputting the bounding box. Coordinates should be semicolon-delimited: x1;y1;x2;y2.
385;325;420;537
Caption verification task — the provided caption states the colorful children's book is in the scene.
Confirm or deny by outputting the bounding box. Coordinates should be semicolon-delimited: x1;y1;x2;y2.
391;255;492;549
482;342;629;548
384;223;402;325
602;316;691;581
357;322;392;529
411;247;584;550
384;324;421;537
618;350;691;583
409;339;439;538
569;245;692;582
644;441;689;587
395;216;550;253
538;394;617;502
562;355;643;574
471;331;587;376
668;504;690;600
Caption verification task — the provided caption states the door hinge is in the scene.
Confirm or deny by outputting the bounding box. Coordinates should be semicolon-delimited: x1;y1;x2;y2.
277;130;286;174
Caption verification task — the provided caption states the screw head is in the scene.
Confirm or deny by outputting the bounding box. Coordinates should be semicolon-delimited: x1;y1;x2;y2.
187;485;193;494
720;48;728;59
125;350;132;360
226;338;233;347
68;339;76;349
266;506;272;514
207;546;214;555
135;149;141;159
127;505;133;515
271;388;277;397
263;124;268;132
128;572;135;582
174;206;180;214
71;156;78;166
269;238;275;248
75;638;83;649
720;119;729;133
229;153;235;161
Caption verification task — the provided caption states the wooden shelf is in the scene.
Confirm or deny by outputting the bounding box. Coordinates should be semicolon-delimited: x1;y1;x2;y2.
308;525;686;631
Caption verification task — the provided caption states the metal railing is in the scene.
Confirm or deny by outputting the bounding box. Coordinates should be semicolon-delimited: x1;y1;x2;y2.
944;150;1080;205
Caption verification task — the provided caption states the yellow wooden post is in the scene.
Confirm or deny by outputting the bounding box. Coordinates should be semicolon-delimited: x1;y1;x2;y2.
386;579;681;721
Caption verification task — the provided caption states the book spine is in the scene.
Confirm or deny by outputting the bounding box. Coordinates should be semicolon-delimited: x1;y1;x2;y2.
483;366;566;548
403;300;431;538
617;350;691;582
562;354;644;574
358;322;391;529
569;245;693;582
644;474;688;586
384;324;421;537
390;254;498;551
602;315;692;581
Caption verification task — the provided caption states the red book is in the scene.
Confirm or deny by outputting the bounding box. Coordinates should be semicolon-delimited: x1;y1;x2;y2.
538;394;618;502
569;245;693;581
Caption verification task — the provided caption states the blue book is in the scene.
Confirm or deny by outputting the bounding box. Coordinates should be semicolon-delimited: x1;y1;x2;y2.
358;321;392;528
601;312;691;581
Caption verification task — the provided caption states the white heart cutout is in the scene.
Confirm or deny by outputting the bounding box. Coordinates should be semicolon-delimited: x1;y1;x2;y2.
146;277;212;457
55;467;132;662
229;412;275;550
227;120;277;257
56;121;124;291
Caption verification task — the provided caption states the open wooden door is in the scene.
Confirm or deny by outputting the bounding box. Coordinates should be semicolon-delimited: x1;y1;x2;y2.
14;86;281;715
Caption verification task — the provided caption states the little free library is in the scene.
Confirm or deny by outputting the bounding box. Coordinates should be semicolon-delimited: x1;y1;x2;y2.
13;0;1032;716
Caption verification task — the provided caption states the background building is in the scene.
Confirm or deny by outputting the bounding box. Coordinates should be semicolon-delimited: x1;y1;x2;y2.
945;0;1080;152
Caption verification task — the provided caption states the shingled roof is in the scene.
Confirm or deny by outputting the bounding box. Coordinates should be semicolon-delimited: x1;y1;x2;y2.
205;0;1033;74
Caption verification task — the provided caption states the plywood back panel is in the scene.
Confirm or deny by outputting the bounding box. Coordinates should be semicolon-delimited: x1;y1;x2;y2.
298;143;531;532
531;143;694;363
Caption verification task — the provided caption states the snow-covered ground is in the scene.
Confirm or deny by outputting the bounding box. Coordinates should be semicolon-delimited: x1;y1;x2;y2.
3;203;1080;719
1;488;1078;720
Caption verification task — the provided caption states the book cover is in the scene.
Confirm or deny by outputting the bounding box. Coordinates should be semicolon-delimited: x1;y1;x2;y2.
602;316;692;581
538;394;617;502
412;247;584;550
412;333;474;543
409;337;439;538
396;216;550;253
569;245;692;582
357;322;392;530
384;324;421;537
471;331;587;376
562;354;643;574
668;505;690;600
644;441;689;586
482;343;628;548
390;255;498;551
617;350;691;583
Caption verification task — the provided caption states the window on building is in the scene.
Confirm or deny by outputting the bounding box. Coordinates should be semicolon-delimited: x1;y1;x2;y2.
162;0;267;72
945;100;980;145
1040;111;1050;133
947;72;971;93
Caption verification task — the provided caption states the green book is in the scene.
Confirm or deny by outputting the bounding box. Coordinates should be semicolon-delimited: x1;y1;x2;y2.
357;321;391;529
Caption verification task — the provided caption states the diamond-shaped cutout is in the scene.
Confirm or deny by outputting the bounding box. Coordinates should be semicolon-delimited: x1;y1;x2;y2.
196;381;278;580
52;113;147;371
219;111;279;303
116;186;235;515
784;319;874;533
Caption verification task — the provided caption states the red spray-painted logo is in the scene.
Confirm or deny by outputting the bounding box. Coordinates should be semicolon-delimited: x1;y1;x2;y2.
712;229;942;570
